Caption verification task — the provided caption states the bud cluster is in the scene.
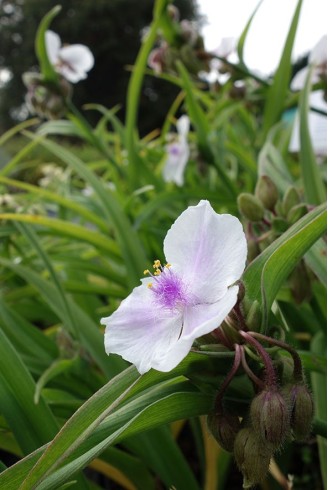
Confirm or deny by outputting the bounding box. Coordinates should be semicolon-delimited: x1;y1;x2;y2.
147;6;210;76
237;176;313;303
238;177;310;256
207;327;314;488
23;72;72;120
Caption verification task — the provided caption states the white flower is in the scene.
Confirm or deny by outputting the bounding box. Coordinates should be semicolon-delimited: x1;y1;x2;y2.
45;30;94;83
163;115;190;186
291;35;327;90
101;200;247;374
289;35;327;155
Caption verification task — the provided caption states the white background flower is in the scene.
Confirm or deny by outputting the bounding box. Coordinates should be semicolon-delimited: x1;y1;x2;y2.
45;30;94;83
163;115;190;186
101;200;247;374
289;35;327;155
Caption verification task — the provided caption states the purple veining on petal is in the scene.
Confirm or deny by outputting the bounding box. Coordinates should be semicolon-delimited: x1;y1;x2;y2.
169;143;182;156
150;269;188;310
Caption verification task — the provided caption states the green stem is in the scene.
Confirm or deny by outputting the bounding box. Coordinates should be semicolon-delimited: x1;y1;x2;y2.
313;418;327;439
125;0;168;189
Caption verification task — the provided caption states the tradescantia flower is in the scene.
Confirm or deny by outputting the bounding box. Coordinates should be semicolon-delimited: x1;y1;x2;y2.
45;30;94;83
163;115;190;186
101;200;247;374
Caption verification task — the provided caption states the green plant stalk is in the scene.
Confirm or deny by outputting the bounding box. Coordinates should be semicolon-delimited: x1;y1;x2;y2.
125;0;168;189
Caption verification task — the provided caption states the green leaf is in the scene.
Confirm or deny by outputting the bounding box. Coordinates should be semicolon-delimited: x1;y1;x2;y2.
311;332;327;490
304;238;327;286
175;61;210;158
0;213;120;260
262;0;303;135
0;257;125;378
24;134;147;288
299;66;326;205
0;329;59;454
237;0;264;68
19;367;141;490
243;203;327;328
35;6;61;83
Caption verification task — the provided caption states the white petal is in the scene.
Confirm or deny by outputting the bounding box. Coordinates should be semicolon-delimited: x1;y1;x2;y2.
45;30;61;65
176;115;190;137
164;200;247;303
214;37;236;57
162;139;189;186
155;286;239;372
182;285;239;339
291;67;308;91
309;35;327;65
58;44;94;83
101;282;183;374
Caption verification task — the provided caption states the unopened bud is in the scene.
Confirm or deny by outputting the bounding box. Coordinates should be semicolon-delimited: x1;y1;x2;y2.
282;187;300;216
234;428;271;486
245;300;262;332
286;384;313;440
289;261;311;304
250;389;290;447
238;193;264;222
255;176;279;211
272;217;289;234
167;4;180;21
287;203;308;225
207;412;240;452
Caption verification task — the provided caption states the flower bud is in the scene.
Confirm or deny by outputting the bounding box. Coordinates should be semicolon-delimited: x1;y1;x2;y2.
207;412;240;452
245;300;262;332
286;383;313;440
287;203;308;225
250;389;290;447
282;186;300;216
289;261;311;304
234;428;271;486
255;176;279;211
272;217;289;234
167;4;180;21
23;72;71;119
237;193;264;222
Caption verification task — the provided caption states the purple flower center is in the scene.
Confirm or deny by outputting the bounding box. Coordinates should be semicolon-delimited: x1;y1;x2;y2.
145;261;188;311
151;270;187;309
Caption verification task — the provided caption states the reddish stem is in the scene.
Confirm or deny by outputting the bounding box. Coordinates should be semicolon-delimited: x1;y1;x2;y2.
240;345;265;390
248;331;303;383
214;344;241;412
240;331;277;387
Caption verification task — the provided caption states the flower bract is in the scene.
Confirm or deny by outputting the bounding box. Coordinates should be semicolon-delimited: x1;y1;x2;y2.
45;30;94;83
101;200;247;374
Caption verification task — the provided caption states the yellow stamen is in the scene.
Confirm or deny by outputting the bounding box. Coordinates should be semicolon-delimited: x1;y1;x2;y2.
143;269;150;275
165;263;171;268
154;270;161;276
147;282;153;288
153;259;161;269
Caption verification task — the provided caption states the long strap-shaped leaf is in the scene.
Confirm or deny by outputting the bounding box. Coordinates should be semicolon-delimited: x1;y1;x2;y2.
18;366;141;490
24;134;146;288
299;66;326;205
243;203;326;329
262;0;303;136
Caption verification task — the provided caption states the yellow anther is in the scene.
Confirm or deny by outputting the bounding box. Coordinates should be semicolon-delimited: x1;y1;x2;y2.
147;282;153;288
154;270;161;276
165;263;171;268
153;259;161;269
143;269;150;275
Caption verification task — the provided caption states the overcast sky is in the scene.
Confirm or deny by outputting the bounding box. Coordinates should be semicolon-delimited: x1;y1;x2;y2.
198;0;327;75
